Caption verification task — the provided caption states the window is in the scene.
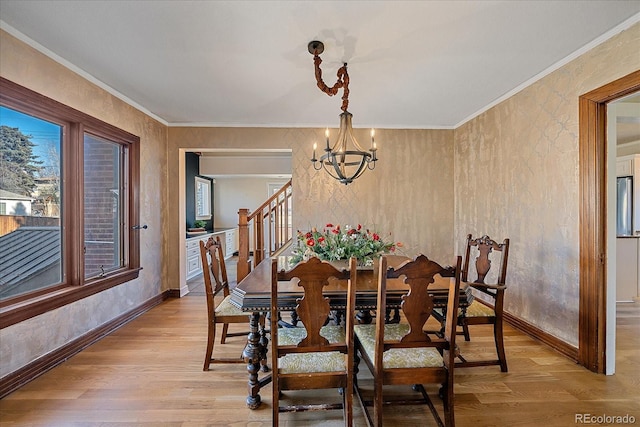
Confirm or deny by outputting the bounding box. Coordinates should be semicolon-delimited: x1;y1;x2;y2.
194;176;211;220
0;77;140;328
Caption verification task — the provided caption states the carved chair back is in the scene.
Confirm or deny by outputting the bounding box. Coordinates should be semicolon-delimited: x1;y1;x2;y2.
375;254;462;368
271;256;357;426
200;235;234;325
462;234;509;304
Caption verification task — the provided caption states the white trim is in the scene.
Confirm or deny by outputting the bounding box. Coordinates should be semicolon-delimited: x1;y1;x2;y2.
0;20;168;126
3;10;639;131
454;12;640;129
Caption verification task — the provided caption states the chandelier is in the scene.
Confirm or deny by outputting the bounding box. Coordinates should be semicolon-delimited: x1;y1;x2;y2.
308;41;378;185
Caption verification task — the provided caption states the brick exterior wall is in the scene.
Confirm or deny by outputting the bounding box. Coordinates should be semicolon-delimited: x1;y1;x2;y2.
83;137;121;278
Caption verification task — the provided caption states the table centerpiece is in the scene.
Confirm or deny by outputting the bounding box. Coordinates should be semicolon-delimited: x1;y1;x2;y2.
290;223;401;266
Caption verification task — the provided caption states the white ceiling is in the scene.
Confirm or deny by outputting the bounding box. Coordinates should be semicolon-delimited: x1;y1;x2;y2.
0;1;639;129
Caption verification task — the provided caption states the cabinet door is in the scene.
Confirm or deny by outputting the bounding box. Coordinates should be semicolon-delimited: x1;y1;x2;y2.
225;229;237;258
616;238;638;302
186;234;212;280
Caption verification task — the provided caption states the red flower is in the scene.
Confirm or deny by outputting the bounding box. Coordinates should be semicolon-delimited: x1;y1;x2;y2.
305;232;313;239
307;239;315;247
373;233;380;241
357;224;362;230
326;223;333;228
318;236;325;243
332;229;339;234
347;229;357;235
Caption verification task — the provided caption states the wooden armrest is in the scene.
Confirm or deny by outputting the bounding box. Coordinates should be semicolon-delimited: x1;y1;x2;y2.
467;282;506;291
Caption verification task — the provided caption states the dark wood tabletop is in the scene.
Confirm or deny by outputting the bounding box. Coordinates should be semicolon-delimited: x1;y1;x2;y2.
230;255;472;312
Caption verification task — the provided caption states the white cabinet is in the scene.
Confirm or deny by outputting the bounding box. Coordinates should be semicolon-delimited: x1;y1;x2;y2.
185;233;213;280
185;228;238;280
224;228;238;259
616;237;639;302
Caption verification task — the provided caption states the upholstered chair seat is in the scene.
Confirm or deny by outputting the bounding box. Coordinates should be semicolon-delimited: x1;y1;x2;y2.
355;324;444;369
434;299;496;320
277;325;349;374
464;300;495;317
214;295;246;316
277;325;346;346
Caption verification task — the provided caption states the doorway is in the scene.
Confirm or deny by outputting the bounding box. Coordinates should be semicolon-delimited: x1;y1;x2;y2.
578;70;640;373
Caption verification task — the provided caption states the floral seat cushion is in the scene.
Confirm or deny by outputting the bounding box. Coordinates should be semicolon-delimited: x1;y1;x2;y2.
433;299;495;319
277;325;345;346
277;325;347;374
354;324;444;369
214;295;248;317
464;300;495;317
279;351;347;374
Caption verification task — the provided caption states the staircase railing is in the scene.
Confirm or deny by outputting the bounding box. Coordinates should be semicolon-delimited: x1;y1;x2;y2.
237;179;293;281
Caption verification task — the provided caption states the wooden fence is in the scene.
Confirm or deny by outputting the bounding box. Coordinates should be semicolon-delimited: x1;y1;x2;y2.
0;215;60;236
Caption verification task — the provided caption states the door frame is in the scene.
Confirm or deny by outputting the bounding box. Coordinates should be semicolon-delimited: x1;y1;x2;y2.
579;70;640;373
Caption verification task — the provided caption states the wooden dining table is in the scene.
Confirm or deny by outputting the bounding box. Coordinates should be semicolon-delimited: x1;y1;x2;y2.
229;255;472;409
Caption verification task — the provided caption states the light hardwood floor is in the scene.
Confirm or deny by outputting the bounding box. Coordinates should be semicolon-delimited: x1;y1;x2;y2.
1;277;638;426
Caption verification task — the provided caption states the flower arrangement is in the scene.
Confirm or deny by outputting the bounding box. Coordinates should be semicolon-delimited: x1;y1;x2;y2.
291;223;401;266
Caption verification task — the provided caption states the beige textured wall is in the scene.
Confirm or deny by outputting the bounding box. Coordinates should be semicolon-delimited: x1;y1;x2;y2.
454;23;640;346
0;30;168;375
2;19;637;378
168;127;456;293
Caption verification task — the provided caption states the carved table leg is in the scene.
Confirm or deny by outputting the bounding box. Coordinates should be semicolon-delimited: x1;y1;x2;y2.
356;309;373;324
242;311;263;409
259;312;270;373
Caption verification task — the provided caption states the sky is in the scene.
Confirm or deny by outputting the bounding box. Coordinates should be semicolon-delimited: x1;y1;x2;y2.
0;106;61;172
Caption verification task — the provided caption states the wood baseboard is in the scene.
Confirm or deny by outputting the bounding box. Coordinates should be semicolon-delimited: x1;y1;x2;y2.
0;291;171;399
503;310;579;363
167;288;182;298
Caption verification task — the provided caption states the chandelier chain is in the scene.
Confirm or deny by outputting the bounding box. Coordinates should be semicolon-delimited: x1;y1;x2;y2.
313;54;350;112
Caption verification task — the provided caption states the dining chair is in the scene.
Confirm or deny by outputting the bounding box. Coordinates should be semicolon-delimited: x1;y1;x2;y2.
200;235;264;371
270;256;357;426
354;254;462;427
441;234;510;372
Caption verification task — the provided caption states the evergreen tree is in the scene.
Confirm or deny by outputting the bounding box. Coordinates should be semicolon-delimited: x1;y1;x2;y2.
0;125;42;196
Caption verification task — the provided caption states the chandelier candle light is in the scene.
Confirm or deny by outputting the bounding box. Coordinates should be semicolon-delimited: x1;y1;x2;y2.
308;40;378;185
